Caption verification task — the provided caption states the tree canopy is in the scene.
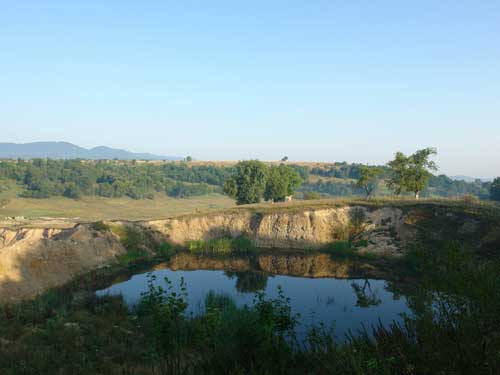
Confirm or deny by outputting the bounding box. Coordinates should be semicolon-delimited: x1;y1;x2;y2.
490;177;500;201
223;161;303;205
223;160;269;205
387;148;438;199
356;166;383;198
264;165;303;202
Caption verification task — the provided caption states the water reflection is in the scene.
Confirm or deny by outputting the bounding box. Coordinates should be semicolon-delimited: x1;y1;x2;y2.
225;271;269;293
351;280;382;308
97;252;410;339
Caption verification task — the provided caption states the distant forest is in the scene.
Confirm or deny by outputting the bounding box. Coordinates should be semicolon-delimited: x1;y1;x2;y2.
0;159;493;200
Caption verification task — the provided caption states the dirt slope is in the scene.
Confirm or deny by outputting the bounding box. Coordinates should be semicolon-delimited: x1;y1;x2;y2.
0;225;124;302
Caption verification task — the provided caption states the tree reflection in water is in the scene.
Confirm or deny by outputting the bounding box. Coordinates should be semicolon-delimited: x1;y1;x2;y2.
225;271;269;293
351;279;382;307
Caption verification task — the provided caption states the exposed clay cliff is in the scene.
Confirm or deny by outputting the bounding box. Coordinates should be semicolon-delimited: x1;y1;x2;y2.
144;206;411;256
0;225;125;302
0;202;498;302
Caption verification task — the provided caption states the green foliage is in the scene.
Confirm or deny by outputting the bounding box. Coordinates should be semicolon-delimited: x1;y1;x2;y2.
0;158;489;201
356;165;383;198
231;234;255;252
225;271;268;293
166;182;213;198
187;234;255;255
155;242;175;258
264;164;303;202
135;274;190;373
188;238;233;254
223;160;269;205
387;148;438;198
223;161;303;204
89;221;109;232
111;224;157;264
62;182;81;199
0;159;233;200
428;174;491;199
491;177;500;201
117;248;149;265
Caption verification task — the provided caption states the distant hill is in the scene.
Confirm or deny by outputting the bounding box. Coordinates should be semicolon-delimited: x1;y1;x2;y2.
0;142;181;161
450;175;493;183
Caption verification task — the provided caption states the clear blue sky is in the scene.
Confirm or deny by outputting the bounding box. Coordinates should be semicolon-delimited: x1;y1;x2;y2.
1;1;499;177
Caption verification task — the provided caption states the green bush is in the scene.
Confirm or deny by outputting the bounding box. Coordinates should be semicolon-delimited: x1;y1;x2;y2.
187;235;254;254
231;234;255;252
155;242;175;258
89;221;110;232
117;248;149;265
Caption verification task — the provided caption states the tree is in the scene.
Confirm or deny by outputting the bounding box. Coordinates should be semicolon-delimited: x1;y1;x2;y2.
185;156;193;162
490;177;500;201
356;166;383;198
63;183;81;199
281;156;288;163
264;165;303;202
223;160;268;205
387;148;438;199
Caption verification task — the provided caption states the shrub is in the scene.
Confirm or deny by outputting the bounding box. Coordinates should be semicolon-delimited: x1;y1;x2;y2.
460;194;480;204
155;242;174;258
90;221;110;232
231;234;255;253
117;248;149;265
187;235;254;254
207;238;233;254
303;191;321;200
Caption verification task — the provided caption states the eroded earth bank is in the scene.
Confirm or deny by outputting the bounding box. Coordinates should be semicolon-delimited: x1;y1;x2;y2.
1;202;499;302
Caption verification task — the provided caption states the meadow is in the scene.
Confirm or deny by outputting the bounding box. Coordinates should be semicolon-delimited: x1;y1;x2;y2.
0;185;234;221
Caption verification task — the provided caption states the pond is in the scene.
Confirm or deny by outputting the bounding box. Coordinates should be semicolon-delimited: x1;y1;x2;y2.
96;253;411;340
97;254;410;340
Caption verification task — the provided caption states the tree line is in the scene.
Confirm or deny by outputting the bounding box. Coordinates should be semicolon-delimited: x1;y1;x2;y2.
0;159;231;199
0;155;497;202
223;149;500;203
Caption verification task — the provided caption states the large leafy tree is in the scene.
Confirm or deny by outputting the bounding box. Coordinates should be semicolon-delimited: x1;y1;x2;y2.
387;148;438;199
264;165;303;202
490;177;500;201
223;160;268;205
356;166;383;198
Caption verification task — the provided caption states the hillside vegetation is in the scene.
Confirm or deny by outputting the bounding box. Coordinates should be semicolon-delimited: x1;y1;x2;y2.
0;159;494;205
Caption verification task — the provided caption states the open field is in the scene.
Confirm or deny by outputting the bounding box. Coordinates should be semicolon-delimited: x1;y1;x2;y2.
0;189;234;222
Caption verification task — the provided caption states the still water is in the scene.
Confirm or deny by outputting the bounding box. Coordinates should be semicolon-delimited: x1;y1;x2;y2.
97;255;410;339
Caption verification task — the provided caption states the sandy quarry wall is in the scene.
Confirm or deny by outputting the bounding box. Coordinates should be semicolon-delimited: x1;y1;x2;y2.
144;206;412;255
0;203;497;302
0;225;125;303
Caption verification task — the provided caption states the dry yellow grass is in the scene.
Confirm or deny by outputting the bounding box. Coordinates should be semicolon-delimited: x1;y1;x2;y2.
0;192;234;221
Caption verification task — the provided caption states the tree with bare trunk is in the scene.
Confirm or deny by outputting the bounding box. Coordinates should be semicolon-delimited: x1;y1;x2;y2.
356;166;383;198
387;148;438;199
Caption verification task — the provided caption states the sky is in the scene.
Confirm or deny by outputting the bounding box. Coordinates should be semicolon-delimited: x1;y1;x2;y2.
1;1;499;177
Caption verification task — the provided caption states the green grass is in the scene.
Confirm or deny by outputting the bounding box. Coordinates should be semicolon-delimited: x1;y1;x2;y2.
187;235;255;255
